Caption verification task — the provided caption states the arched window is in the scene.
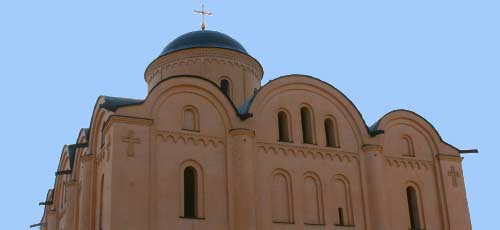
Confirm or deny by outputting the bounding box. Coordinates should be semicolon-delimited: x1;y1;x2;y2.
182;107;199;131
303;174;323;225
184;167;198;218
334;176;353;226
220;79;231;98
301;107;314;144
406;186;422;230
99;175;104;230
401;136;415;157
324;118;339;147
272;170;293;223
278;111;291;142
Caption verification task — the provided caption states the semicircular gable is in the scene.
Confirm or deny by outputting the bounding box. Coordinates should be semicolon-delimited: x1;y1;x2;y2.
248;75;372;150
54;146;71;209
39;189;54;223
374;109;459;156
71;129;90;179
88;108;109;156
87;95;144;154
56;146;71;172
142;75;243;133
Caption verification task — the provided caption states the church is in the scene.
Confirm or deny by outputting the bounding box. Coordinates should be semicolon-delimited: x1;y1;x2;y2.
34;24;473;230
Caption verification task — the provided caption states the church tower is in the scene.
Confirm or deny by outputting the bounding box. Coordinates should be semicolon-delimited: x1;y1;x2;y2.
144;30;263;106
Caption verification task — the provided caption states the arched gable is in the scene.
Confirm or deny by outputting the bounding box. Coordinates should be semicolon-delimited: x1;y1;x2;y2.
71;128;90;179
122;75;242;135
54;146;71;210
373;110;459;157
247;75;372;151
87;94;145;156
88;97;114;156
86;75;245;154
39;189;55;227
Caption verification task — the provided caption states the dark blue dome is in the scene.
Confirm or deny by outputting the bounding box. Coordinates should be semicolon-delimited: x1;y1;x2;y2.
160;30;248;56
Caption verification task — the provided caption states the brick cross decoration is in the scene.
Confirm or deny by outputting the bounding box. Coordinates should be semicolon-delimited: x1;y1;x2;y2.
448;166;461;187
121;130;140;157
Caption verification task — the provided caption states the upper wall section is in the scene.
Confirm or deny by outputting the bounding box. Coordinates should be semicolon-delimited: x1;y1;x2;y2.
373;110;460;157
247;75;372;152
145;48;263;106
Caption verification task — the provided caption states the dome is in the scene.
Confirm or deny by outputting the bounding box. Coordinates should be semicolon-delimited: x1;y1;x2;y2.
160;30;248;56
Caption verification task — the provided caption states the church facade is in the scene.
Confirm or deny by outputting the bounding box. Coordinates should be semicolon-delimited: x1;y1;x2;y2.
36;30;472;230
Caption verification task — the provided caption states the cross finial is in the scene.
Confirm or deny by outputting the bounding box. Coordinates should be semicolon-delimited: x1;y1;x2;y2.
194;3;213;31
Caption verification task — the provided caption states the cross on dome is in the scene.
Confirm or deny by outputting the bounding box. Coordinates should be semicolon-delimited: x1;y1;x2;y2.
194;4;213;31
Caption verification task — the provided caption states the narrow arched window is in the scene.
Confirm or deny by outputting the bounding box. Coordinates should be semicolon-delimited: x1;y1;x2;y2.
301;107;314;144
220;79;231;98
303;175;323;225
278;111;291;142
182;107;199;131
401;136;415;157
406;186;422;230
184;167;198;218
324;118;338;147
335;177;353;226
99;175;104;230
272;171;293;223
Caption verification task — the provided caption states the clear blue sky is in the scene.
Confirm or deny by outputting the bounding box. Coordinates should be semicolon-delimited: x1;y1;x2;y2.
0;1;498;229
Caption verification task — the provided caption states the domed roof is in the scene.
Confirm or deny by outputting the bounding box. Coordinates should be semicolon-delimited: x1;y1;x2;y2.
160;30;248;56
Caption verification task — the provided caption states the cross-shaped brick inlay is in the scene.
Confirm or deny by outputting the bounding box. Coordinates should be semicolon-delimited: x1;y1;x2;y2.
448;166;461;187
121;130;140;157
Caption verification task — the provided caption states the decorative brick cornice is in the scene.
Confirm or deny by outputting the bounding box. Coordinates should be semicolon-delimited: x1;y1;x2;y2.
145;51;262;84
257;141;359;164
156;130;225;148
437;154;464;162
384;156;433;171
144;53;259;88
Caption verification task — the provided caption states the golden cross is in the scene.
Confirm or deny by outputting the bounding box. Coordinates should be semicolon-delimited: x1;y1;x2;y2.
194;4;212;31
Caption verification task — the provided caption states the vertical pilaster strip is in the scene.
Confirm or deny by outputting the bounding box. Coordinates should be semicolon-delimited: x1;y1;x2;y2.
46;210;57;230
65;181;77;230
78;154;94;230
361;144;390;230
437;155;472;230
103;116;153;230
229;128;257;230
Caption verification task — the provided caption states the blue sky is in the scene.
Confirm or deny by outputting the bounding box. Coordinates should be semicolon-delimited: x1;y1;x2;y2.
0;1;498;229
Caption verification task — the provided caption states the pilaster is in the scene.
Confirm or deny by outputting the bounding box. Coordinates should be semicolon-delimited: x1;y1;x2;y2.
46;210;57;230
361;144;390;230
228;128;257;230
65;180;78;230
78;154;94;230
105;115;153;230
437;154;472;230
